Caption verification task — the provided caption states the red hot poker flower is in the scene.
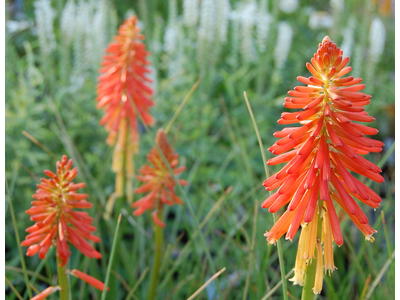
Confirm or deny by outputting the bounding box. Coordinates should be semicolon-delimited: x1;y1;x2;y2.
97;15;154;145
21;155;101;267
262;36;384;293
97;15;155;207
132;129;188;227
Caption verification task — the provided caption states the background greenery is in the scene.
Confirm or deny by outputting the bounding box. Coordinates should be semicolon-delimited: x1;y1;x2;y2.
5;0;395;299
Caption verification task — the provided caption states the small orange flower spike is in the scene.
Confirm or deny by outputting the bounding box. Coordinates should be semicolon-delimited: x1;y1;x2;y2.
262;36;384;293
30;286;61;300
69;269;109;292
21;155;101;267
132;129;188;227
97;15;155;209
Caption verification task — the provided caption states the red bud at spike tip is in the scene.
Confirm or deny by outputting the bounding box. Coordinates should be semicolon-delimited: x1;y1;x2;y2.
262;37;383;294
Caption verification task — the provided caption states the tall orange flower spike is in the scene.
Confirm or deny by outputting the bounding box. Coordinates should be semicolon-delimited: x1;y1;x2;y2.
132;129;188;227
97;15;155;212
262;36;384;293
21;155;101;266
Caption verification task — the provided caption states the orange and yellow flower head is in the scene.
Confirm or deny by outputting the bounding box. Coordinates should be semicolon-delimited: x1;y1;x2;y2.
97;15;155;209
262;36;384;293
97;15;154;146
21;155;101;267
132;129;188;227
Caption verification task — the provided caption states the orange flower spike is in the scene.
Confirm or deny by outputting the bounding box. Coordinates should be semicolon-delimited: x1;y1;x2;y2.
132;129;188;227
97;15;154;144
21;155;101;266
69;269;109;292
97;15;155;208
263;37;384;292
264;36;383;243
30;286;61;300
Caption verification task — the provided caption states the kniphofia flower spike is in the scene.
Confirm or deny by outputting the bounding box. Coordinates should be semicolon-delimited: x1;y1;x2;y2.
132;129;188;227
262;36;383;293
21;155;101;266
97;15;155;211
21;156;107;298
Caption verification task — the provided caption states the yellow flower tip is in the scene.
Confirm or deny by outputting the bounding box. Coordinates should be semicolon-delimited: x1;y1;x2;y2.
106;131;116;145
324;265;338;276
265;237;277;246
285;236;293;242
312;288;322;295
291;228;308;286
289;271;305;286
312;242;324;295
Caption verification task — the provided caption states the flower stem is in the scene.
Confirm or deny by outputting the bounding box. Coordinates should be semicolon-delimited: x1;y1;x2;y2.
243;92;288;300
301;201;323;300
56;255;70;300
147;209;164;300
301;258;316;300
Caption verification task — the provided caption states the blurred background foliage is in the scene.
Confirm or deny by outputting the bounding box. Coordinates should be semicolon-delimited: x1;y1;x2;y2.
5;0;394;299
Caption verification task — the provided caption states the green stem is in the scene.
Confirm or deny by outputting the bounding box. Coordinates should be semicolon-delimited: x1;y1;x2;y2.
147;209;164;300
301;257;317;300
101;214;122;300
57;255;70;300
274;218;289;300
6;178;33;298
243;92;288;300
301;201;323;300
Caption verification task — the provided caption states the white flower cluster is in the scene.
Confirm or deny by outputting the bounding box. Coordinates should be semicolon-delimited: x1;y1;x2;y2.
279;0;299;14
58;0;117;90
34;0;56;55
183;0;199;27
164;0;179;55
351;45;364;78
198;0;216;44
93;0;112;63
6;20;31;34
73;1;92;77
164;0;185;77
197;0;216;65
216;0;231;44
164;25;180;55
308;11;333;30
60;0;75;44
240;2;257;62
369;17;386;63
274;21;293;69
340;17;355;58
256;0;272;53
330;0;344;12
